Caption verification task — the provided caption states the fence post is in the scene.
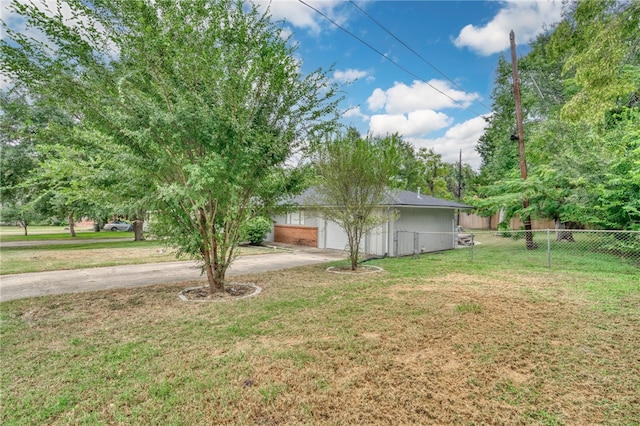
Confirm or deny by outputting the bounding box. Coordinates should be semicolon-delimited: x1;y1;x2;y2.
471;233;474;262
414;232;419;256
547;229;551;268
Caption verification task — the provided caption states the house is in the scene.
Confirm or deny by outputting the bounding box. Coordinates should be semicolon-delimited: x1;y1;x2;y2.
266;188;473;257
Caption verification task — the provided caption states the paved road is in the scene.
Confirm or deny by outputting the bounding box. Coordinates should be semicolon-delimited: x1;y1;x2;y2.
0;249;345;302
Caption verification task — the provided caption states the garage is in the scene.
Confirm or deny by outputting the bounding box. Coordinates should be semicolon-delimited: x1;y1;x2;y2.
269;188;472;256
273;224;318;247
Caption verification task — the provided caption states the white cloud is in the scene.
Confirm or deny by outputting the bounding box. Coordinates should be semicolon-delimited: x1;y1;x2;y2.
409;115;490;170
366;80;479;114
367;88;387;111
250;0;346;34
333;68;370;84
342;105;369;121
454;0;562;56
279;26;293;40
369;110;452;138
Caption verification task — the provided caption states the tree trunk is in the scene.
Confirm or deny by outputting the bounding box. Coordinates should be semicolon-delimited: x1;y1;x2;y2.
18;220;28;236
555;219;575;242
199;222;226;295
348;231;360;270
68;215;76;237
350;251;358;270
133;215;145;241
522;212;537;250
203;258;225;295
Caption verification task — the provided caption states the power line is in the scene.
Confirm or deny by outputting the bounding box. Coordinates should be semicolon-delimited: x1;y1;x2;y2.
296;0;487;117
348;0;493;112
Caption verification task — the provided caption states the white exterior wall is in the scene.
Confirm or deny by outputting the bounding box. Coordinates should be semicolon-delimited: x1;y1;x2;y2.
393;207;455;254
269;206;457;256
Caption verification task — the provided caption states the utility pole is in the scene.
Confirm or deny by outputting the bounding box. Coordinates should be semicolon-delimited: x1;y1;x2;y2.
458;149;462;201
510;30;536;250
457;149;462;226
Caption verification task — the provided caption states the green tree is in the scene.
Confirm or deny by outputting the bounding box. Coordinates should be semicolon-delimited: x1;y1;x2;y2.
474;4;640;231
2;0;340;294
590;108;640;229
0;87;82;235
415;147;450;199
395;136;425;192
0;90;40;233
476;56;523;187
552;0;640;123
394;138;475;201
1;88;146;238
310;129;401;270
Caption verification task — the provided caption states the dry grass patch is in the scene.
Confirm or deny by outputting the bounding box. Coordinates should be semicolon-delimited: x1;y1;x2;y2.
1;257;638;425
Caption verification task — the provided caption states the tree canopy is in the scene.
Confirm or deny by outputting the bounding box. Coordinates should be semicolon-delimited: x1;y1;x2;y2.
473;0;640;231
1;0;341;293
310;129;402;270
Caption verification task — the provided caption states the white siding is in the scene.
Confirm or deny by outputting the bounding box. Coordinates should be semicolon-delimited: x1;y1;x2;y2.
325;219;350;252
365;223;387;256
393;207;455;253
271;206;456;256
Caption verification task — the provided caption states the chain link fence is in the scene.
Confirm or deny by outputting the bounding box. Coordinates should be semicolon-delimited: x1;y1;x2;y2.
395;229;640;269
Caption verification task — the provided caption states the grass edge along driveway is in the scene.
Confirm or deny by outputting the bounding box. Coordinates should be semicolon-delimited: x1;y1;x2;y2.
0;238;285;275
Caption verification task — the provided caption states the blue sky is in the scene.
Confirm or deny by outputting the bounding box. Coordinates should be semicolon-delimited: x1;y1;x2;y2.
2;0;564;169
253;0;564;168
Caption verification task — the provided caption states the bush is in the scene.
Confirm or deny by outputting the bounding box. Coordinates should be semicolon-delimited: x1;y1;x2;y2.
497;222;512;238
244;217;272;245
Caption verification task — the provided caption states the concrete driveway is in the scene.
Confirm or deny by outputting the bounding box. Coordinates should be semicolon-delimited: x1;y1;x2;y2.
0;248;345;302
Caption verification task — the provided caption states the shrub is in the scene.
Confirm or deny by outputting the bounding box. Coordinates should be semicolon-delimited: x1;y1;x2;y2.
244;216;272;245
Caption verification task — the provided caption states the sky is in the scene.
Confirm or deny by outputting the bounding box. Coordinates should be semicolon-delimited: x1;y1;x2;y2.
252;0;564;169
1;0;564;169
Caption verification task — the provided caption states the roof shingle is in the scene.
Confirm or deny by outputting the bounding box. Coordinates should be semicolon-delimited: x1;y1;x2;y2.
289;188;472;209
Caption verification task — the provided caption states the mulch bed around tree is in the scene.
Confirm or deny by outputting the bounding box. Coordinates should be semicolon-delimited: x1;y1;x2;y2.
326;265;384;274
178;282;262;302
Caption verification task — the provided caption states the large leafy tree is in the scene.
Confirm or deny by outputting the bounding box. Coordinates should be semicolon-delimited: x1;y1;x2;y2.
310;129;401;270
591;108;640;229
475;56;521;186
474;0;640;231
1;0;340;294
415;147;451;199
552;0;640;123
395;138;475;201
0;89;79;233
1;88;147;238
0;90;40;233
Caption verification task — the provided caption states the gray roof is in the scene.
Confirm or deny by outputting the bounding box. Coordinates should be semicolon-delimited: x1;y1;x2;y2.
290;188;472;209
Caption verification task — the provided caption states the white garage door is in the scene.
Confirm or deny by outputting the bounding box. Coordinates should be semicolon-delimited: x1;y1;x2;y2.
325;220;364;252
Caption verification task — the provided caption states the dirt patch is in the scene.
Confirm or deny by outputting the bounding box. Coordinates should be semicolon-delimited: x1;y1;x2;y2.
178;282;262;302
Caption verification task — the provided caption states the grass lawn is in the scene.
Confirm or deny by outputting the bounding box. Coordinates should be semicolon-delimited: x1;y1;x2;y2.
1;244;638;425
0;225;105;239
0;240;285;275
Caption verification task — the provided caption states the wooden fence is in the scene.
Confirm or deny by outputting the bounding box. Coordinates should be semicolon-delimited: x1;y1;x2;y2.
459;212;555;230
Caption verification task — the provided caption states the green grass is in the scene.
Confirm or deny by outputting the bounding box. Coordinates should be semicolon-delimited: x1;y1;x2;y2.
455;301;483;314
0;229;133;242
0;239;282;275
0;240;177;274
1;242;638;424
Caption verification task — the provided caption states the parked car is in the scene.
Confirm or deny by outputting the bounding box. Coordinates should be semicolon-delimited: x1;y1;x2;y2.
103;220;133;231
